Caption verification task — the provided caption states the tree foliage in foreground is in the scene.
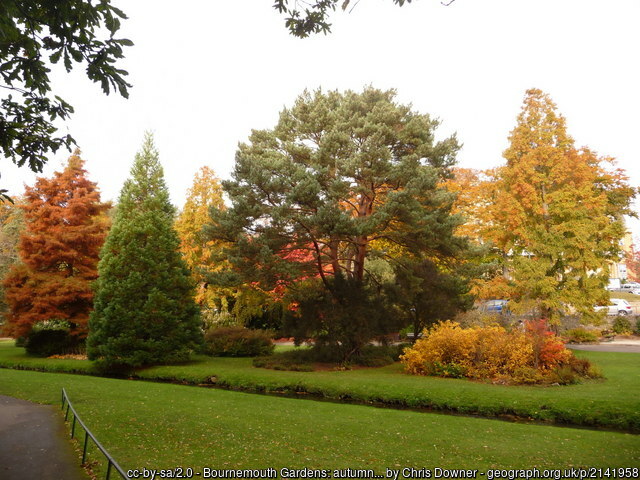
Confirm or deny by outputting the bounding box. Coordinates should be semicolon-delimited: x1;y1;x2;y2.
207;87;465;359
87;134;202;370
2;151;109;338
0;0;132;198
273;0;454;38
493;89;635;323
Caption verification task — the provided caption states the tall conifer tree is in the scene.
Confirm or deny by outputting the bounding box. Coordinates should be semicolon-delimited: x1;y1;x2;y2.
87;134;202;369
495;89;635;323
3;151;109;338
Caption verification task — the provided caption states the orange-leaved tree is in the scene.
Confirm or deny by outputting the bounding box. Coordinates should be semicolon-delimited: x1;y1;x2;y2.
443;167;513;300
492;89;635;323
2;151;110;338
626;242;640;282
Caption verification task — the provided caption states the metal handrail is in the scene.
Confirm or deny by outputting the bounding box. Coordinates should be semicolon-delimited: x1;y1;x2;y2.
61;388;130;480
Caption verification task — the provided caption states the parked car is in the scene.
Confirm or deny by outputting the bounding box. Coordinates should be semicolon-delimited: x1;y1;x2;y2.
620;282;640;292
594;298;633;316
482;299;509;314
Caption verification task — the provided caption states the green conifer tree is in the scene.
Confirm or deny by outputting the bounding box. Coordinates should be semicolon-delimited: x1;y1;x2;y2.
87;134;202;369
206;87;465;360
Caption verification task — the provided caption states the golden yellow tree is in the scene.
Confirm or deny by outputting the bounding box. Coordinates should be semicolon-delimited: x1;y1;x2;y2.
175;167;226;310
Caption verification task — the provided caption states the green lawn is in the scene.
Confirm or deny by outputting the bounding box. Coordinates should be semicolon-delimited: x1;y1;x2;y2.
0;368;638;473
609;291;640;303
1;339;638;431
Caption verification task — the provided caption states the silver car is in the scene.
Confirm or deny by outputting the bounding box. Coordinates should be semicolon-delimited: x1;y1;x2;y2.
594;298;633;316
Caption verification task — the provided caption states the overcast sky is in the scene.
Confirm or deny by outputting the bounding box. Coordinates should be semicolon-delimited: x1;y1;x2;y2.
4;0;639;232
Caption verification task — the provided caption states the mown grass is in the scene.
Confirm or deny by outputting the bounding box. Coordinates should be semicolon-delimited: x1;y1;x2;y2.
609;292;640;302
0;368;639;473
1;339;639;431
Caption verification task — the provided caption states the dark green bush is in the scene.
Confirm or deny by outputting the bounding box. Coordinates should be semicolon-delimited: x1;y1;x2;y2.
283;275;400;364
25;320;84;357
634;316;640;335
205;326;274;357
563;328;599;343
612;317;632;334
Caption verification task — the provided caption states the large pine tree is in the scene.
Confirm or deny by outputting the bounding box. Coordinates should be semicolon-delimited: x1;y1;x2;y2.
87;134;202;369
207;87;464;358
2;151;109;338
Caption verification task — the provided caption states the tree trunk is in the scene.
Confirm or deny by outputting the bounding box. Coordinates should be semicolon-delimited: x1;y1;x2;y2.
353;192;373;282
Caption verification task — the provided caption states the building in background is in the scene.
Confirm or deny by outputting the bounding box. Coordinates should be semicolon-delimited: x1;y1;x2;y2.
611;231;634;281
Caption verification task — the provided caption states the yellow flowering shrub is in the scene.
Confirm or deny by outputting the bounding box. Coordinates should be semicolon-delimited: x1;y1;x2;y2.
400;320;588;385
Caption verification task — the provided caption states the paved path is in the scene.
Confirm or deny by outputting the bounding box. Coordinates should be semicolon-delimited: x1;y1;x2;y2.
568;339;640;353
0;395;88;480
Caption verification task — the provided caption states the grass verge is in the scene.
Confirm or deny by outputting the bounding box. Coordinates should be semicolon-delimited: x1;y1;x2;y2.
0;368;639;472
608;292;640;302
1;339;639;432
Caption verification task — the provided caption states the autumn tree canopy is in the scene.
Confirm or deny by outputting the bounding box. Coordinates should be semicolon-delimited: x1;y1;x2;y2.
444;168;513;300
87;134;202;370
493;89;635;323
2;151;110;338
175;166;228;311
207;87;465;356
626;242;640;283
209;87;463;289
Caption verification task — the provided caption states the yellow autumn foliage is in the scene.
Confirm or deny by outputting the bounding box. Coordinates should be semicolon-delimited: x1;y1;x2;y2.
400;320;573;382
175;166;228;308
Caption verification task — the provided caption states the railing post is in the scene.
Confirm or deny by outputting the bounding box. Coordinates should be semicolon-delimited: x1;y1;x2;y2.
82;430;89;464
62;388;129;479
